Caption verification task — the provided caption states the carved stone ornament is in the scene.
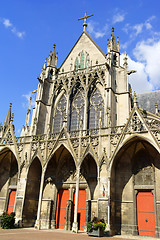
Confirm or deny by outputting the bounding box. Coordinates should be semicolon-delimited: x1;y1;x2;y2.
91;137;99;147
17;144;23;152
127;112;146;132
81;138;88;147
32;142;38;151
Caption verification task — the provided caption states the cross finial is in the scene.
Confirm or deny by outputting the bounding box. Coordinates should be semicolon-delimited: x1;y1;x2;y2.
78;11;93;32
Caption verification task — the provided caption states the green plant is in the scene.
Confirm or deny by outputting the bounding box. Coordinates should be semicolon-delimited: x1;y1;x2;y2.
87;221;93;232
0;212;15;229
87;217;106;232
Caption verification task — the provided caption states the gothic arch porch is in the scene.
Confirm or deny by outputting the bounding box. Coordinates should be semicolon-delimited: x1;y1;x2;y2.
0;148;18;215
110;137;160;237
79;154;98;230
40;145;76;230
22;157;42;227
38;148;98;231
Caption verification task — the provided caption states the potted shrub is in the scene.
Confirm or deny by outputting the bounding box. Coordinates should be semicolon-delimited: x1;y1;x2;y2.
87;217;106;237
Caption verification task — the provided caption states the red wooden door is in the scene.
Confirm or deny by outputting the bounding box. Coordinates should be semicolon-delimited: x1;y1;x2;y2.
56;189;69;229
74;190;86;231
7;190;16;214
137;192;155;237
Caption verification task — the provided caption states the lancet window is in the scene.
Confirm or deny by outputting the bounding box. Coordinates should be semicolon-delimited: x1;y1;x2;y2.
75;57;79;71
69;84;85;131
74;51;91;71
53;94;67;133
80;51;85;69
88;87;104;129
86;55;90;68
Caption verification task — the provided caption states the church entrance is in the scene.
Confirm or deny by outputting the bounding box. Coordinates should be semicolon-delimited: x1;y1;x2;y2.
22;157;42;227
55;189;87;230
56;189;69;229
42;146;76;230
7;190;16;214
110;138;160;236
73;190;86;231
0;148;18;215
137;191;155;237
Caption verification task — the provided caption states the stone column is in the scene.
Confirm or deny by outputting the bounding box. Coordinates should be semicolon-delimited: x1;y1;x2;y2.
85;199;91;231
107;177;110;227
51;185;57;229
72;166;80;233
84;92;88;132
35;168;45;229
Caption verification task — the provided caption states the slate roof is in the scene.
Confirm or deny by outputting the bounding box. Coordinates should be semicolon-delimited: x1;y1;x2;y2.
137;90;160;113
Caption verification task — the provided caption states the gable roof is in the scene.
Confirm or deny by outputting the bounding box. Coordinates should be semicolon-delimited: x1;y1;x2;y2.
59;31;106;71
137;90;160;114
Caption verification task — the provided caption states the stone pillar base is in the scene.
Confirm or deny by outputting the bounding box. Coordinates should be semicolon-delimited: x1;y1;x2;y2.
155;226;160;238
51;220;56;229
34;219;41;230
15;218;22;228
72;222;78;233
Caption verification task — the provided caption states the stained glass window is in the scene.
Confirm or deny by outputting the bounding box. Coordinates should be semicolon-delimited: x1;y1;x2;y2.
80;51;85;69
75;57;79;71
86;55;90;68
70;89;84;131
53;94;66;133
88;88;104;129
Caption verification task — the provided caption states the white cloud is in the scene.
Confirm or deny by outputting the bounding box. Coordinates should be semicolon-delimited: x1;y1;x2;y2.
1;17;25;39
145;22;152;30
113;13;125;24
120;38;160;93
133;23;143;36
123;16;156;38
134;39;160;89
3;18;12;28
11;27;25;39
88;21;109;39
121;16;156;50
22;92;36;109
121;54;153;93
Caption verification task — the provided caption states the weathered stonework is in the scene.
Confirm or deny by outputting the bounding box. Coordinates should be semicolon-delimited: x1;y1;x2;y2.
0;13;160;238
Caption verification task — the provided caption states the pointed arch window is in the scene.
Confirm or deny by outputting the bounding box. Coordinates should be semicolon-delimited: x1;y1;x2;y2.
53;94;66;133
75;57;79;71
88;88;104;129
86;55;90;68
80;51;85;69
69;86;85;131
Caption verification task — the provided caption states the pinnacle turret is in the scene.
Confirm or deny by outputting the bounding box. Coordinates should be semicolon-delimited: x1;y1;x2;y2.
110;27;118;51
107;28;120;67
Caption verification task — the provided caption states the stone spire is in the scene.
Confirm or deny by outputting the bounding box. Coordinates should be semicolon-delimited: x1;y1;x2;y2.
78;11;93;32
43;58;47;69
25;97;32;127
110;27;117;51
2;103;12;131
50;44;56;67
123;51;128;69
47;44;57;68
155;102;158;114
133;92;138;107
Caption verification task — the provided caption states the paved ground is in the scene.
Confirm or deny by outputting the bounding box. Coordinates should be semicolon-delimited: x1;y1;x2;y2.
0;228;159;240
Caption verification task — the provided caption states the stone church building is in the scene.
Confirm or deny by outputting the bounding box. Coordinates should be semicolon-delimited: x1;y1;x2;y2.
1;12;160;238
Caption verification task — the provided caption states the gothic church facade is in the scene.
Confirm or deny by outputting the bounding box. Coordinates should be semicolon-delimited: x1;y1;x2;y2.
1;13;160;238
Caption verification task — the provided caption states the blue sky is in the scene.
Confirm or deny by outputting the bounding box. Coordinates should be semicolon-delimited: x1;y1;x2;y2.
0;0;160;135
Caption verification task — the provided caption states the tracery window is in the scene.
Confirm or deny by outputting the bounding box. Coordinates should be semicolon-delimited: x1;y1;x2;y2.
75;57;79;71
80;51;85;69
88;88;104;129
69;85;85;131
53;94;66;133
86;55;90;68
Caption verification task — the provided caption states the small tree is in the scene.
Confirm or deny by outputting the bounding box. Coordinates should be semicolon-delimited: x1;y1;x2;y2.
0;212;15;229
